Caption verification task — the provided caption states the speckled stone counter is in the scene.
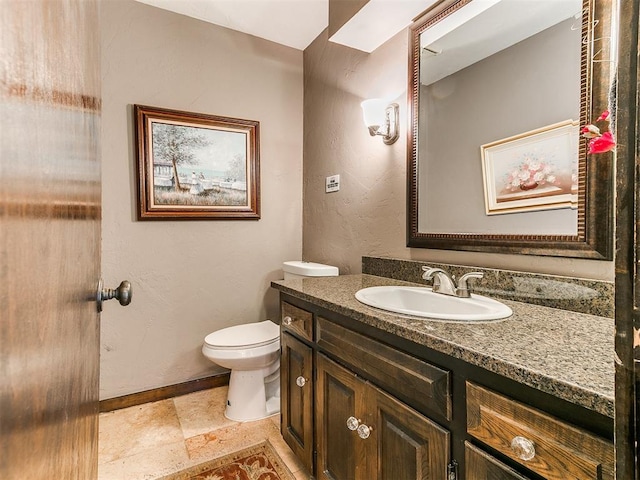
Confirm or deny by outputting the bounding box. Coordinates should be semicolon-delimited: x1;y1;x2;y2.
271;274;614;418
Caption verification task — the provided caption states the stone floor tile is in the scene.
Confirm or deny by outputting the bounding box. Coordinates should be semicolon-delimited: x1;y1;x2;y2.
98;399;184;464
184;417;280;462
98;440;189;480
172;387;238;438
98;386;311;479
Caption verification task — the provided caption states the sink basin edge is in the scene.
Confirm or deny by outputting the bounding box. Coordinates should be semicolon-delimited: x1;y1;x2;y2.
354;286;512;322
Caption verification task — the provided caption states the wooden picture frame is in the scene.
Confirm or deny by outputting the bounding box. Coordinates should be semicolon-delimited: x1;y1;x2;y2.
481;120;579;216
134;105;260;220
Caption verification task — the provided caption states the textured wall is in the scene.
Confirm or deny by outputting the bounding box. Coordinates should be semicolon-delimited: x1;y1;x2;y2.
303;29;408;275
100;0;303;399
303;29;614;280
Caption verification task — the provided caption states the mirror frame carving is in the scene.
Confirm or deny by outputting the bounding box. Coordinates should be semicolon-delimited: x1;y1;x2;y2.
407;0;614;259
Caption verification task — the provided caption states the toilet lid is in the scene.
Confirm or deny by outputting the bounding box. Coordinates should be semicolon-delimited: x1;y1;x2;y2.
204;320;279;348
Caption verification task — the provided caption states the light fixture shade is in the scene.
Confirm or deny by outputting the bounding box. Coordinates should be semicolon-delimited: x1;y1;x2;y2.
360;98;399;145
361;98;387;129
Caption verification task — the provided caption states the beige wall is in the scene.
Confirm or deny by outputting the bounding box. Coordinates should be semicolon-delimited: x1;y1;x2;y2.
100;0;303;399
303;29;614;280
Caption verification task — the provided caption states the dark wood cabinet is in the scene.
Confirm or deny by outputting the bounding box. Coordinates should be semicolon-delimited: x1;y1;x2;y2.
368;382;450;479
316;316;451;421
281;332;314;472
466;382;614;480
281;301;313;341
315;353;450;480
315;354;362;480
465;442;530;480
278;295;614;480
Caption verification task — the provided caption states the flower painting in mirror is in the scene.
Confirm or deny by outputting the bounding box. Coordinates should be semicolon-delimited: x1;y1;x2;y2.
134;105;260;220
481;120;579;216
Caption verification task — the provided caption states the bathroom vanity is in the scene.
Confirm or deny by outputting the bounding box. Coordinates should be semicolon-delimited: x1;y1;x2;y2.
272;274;614;480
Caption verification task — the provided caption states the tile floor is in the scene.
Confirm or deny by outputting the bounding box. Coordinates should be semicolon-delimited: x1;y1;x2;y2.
98;386;309;479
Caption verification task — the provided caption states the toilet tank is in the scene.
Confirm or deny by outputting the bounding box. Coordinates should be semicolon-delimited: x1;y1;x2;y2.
283;261;339;280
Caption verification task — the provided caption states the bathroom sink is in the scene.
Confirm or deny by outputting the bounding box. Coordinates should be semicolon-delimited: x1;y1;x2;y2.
355;286;512;321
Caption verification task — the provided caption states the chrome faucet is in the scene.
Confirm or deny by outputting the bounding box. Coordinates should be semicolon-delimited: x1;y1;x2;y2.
421;266;484;298
421;267;457;296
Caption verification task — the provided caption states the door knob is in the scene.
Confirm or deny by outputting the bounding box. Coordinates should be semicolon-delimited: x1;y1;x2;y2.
97;279;132;312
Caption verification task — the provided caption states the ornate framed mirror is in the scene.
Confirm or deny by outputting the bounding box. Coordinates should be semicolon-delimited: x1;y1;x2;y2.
407;0;615;259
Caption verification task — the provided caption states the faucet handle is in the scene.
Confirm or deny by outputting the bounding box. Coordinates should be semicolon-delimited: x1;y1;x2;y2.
456;272;484;297
421;266;444;280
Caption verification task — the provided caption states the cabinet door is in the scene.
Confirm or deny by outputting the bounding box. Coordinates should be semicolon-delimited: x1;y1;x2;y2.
316;354;367;480
366;384;450;480
465;442;531;480
281;332;314;472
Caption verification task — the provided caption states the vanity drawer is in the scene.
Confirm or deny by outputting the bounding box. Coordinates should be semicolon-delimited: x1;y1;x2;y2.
466;382;613;480
316;316;451;420
281;301;313;341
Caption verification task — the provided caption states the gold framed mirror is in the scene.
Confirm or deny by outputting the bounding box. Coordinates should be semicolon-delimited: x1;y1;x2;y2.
407;0;615;259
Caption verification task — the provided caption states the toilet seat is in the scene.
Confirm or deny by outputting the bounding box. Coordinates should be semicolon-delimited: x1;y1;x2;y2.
204;320;279;350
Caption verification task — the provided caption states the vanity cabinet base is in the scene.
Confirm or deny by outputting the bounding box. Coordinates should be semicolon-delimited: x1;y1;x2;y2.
316;354;450;480
277;295;613;480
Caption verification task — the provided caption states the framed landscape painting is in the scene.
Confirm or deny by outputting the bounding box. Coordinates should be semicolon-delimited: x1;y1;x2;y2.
480;120;579;215
134;105;260;220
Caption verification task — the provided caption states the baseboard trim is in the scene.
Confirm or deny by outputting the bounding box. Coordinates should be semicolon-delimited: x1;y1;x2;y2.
99;372;230;413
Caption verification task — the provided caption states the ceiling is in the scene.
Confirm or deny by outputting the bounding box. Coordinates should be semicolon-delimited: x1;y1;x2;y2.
420;0;582;85
135;0;329;50
135;0;436;52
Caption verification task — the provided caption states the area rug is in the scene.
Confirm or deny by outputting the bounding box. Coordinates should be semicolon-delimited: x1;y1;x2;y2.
158;441;295;480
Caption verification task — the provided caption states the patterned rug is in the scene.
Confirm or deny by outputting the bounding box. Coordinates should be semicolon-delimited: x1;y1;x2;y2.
157;441;295;480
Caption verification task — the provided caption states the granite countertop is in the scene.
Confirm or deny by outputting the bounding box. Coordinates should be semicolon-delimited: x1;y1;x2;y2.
271;274;614;418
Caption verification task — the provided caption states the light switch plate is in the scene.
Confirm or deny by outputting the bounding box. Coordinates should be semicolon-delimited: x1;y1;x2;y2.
326;174;340;193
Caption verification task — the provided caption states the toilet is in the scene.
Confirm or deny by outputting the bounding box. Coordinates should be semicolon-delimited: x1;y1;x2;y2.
202;261;338;422
203;320;280;422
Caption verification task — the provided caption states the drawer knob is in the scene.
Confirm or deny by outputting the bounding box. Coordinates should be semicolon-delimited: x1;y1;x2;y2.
511;436;536;461
282;316;293;326
346;416;360;431
357;424;372;439
295;376;307;387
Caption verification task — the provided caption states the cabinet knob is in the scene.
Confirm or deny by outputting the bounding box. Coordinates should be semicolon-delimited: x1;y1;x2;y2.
282;316;293;326
357;423;372;439
510;436;536;461
346;417;372;439
295;376;307;387
346;416;360;431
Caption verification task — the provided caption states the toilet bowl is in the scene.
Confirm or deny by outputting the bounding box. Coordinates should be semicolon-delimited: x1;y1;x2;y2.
202;261;339;422
202;320;280;422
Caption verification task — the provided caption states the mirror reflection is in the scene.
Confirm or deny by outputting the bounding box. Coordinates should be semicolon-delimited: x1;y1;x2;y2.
418;0;582;235
408;0;615;259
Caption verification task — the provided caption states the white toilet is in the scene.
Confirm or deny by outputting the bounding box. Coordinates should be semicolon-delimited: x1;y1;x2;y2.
202;320;281;422
202;261;338;422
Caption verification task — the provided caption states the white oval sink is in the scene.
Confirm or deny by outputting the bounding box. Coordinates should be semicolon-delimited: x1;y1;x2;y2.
355;286;512;321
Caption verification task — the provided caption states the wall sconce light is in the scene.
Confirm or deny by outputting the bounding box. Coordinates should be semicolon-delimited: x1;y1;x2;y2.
360;99;399;145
